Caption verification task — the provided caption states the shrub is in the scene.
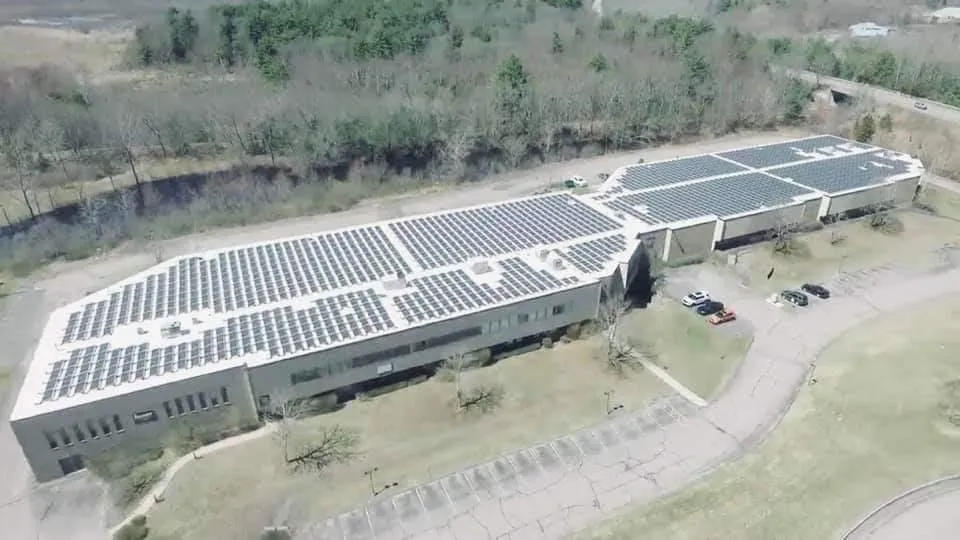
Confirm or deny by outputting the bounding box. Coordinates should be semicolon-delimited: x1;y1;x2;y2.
541;336;554;349
565;323;582;340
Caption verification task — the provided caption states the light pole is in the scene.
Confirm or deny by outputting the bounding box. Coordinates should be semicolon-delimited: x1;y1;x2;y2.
603;391;612;415
363;467;379;496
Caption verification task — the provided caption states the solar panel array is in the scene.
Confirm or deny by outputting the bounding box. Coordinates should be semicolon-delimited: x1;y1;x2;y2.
717;135;873;169
561;235;628;273
44;289;393;401
603;173;814;223
393;258;579;324
389;193;620;270
615;156;747;191
36;136;923;405
60;227;409;345
767;152;912;194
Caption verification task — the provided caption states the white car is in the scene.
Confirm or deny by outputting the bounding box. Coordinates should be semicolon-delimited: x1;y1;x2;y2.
681;291;710;307
564;175;587;189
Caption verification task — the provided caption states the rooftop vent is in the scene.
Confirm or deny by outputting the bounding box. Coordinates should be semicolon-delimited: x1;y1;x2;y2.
538;249;550;260
551;258;565;271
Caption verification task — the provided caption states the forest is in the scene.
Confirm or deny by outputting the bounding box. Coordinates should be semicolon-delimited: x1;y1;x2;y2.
0;0;958;277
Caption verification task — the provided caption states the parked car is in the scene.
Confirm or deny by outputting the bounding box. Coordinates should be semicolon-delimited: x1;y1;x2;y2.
915;102;928;110
681;291;710;307
564;175;587;188
801;283;830;299
780;290;809;307
708;309;736;325
696;300;725;316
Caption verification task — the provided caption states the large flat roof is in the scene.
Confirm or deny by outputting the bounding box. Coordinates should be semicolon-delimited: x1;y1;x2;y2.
10;135;923;420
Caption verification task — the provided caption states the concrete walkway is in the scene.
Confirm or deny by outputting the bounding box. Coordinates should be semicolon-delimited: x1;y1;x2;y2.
843;475;960;540
295;266;960;539
108;424;276;535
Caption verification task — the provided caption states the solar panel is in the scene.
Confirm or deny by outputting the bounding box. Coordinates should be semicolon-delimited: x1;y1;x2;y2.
717;135;873;169
767;152;911;194
615;156;747;191
561;235;628;273
393;258;576;324
390;193;620;270
604;172;813;223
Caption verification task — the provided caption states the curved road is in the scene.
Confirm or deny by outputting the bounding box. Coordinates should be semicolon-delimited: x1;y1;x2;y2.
843;475;960;540
294;264;960;539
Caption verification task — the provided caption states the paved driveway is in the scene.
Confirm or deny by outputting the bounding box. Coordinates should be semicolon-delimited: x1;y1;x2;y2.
844;476;960;540
301;265;960;540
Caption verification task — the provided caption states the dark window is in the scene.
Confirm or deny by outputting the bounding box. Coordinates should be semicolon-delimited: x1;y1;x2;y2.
552;304;566;316
517;313;530;324
112;414;123;432
197;392;208;409
221;387;230;404
132;410;158;425
86;420;99;438
291;367;324;385
73;424;86;442
413;326;483;351
174;398;184;415
351;345;411;369
163;401;174;418
185;395;196;412
44;431;58;450
210;392;219;407
59;428;72;446
99;418;112;435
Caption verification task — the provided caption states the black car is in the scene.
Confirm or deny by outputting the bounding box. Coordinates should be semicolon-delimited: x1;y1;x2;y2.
696;300;725;316
801;283;830;299
781;290;809;307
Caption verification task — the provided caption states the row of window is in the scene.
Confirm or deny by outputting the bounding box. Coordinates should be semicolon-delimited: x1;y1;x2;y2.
159;387;231;422
43;387;232;450
290;326;485;386
288;302;569;387
45;414;125;450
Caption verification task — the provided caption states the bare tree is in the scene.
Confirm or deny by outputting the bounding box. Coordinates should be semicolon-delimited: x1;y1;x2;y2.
268;388;358;474
769;212;806;257
439;352;503;412
107;98;146;210
1;125;39;221
597;290;639;374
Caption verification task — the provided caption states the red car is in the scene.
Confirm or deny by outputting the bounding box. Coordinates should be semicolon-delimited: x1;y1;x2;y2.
708;309;736;325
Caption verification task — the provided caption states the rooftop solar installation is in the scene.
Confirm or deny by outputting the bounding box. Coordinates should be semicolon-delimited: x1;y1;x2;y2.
717;135;873;169
18;135;923;414
603;173;815;223
389;193;620;270
614;155;748;191
767;151;914;194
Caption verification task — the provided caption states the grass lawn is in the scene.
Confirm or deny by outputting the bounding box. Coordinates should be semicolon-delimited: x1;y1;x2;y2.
719;190;960;295
622;298;751;400
145;312;750;540
579;296;960;540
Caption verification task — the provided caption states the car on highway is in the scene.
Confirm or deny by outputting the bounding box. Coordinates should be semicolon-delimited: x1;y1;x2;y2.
915;102;928;110
696;300;725;316
708;309;736;325
780;290;809;307
681;291;710;307
801;283;830;299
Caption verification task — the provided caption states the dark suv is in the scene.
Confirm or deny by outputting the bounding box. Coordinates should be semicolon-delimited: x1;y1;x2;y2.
780;290;809;307
801;283;830;299
696;300;725;316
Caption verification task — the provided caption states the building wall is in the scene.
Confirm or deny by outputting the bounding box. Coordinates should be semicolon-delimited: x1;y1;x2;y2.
11;366;256;483
825;184;896;216
636;229;668;263
246;284;602;405
665;221;715;264
893;176;921;205
720;201;818;242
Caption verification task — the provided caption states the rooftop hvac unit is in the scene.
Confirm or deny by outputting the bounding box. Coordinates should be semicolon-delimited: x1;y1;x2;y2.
538;249;550;260
551;258;565;270
471;260;493;274
161;321;183;339
382;272;407;290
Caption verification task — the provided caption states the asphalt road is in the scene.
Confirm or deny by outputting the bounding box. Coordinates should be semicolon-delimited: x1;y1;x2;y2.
302;264;960;540
844;475;960;540
787;69;960;125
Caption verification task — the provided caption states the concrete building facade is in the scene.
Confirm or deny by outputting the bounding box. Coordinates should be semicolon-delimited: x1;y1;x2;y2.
9;135;925;483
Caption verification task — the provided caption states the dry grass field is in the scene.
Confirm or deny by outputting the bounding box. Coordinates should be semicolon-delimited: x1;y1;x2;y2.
580;297;960;540
144;304;749;540
0;25;129;79
715;186;960;295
